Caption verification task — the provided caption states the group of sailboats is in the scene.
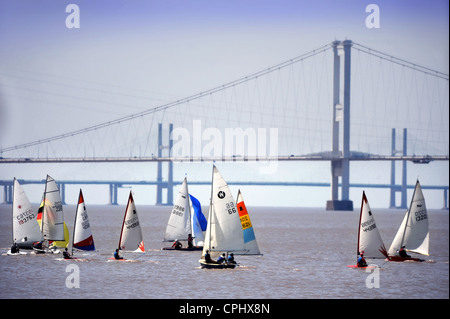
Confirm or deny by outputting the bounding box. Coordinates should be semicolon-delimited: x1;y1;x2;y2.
8;175;95;257
161;165;262;269
7;170;431;270
352;179;430;268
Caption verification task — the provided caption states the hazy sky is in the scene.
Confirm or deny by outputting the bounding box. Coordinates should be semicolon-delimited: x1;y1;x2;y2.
0;1;448;208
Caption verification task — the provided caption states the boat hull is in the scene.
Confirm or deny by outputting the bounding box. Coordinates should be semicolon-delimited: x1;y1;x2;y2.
199;260;236;269
162;246;203;251
387;256;425;262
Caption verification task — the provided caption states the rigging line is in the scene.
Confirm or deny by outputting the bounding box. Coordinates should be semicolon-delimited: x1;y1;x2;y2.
352;42;449;80
1;43;332;154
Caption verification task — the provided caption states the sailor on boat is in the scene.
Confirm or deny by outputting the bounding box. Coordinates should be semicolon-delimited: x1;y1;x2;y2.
10;243;19;254
63;248;72;259
357;252;367;267
398;246;411;258
217;253;226;263
227;253;236;264
187;234;193;249
172;239;182;250
114;249;123;260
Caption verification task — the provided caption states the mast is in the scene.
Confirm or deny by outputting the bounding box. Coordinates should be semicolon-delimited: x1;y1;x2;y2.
207;165;215;252
41;175;49;239
185;177;193;237
11;178;16;245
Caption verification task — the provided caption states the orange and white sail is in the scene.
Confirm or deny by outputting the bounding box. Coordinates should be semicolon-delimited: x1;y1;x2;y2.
73;189;95;251
119;191;145;252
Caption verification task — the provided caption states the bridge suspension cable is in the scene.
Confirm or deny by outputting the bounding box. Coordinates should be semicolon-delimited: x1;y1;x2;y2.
1;43;332;154
353;42;449;81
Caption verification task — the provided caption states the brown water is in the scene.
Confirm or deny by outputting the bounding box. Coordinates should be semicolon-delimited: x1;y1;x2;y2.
0;204;448;299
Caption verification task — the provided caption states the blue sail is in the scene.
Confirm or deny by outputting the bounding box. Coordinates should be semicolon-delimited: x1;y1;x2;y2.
189;194;207;231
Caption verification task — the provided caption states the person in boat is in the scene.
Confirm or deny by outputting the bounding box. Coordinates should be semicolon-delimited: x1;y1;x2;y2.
357;252;368;267
10;242;19;254
398;246;411;258
217;253;226;264
33;241;43;250
172;239;182;250
227;253;236;264
114;249;123;260
204;250;214;263
187;234;193;249
63;248;72;259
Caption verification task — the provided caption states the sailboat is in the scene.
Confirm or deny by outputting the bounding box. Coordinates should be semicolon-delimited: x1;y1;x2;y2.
387;179;429;262
35;175;66;253
72;189;95;252
118;191;145;253
8;178;43;254
236;190;262;255
200;165;256;269
348;191;388;268
163;177;203;251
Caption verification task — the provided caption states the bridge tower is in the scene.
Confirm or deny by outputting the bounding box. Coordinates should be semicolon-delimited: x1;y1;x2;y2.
326;40;354;211
156;123;174;206
389;128;408;209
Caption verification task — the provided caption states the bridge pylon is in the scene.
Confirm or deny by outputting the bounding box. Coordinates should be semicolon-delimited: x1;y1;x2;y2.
326;40;354;211
156;123;174;206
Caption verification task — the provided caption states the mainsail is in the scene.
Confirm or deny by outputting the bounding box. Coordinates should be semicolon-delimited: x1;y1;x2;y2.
236;190;261;255
39;175;65;241
357;191;388;259
119;191;145;252
12;178;43;247
202;165;245;259
73;189;95;251
388;180;429;256
164;178;192;242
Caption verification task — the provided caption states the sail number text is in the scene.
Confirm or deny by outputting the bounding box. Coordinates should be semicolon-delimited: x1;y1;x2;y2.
415;209;427;222
226;202;237;215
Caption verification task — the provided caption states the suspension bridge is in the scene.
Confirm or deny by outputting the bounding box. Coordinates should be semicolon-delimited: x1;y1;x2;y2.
1;40;448;209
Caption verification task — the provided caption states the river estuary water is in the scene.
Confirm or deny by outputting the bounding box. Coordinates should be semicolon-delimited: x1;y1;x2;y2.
0;204;448;303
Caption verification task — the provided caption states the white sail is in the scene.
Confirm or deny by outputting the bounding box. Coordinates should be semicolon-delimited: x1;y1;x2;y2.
357;191;388;259
119;191;145;252
12;178;43;246
164;178;192;242
41;175;65;241
388;180;429;256
73;189;95;251
236;190;261;255
202;165;244;259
